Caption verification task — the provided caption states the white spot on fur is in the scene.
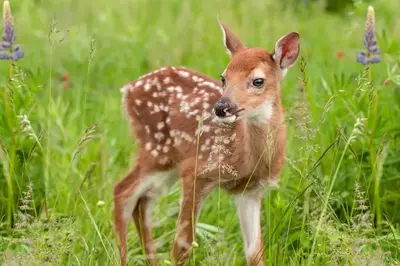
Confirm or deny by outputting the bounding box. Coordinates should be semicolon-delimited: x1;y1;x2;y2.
175;86;182;93
147;101;153;107
155;132;164;142
188;109;199;117
151;77;159;86
157;122;165;130
192;76;204;83
199;81;222;94
135;99;142;106
134;80;143;88
163;77;171;84
145;142;152;151
180;101;190;113
144;83;151;91
202;125;210;132
190;97;201;107
177;70;190;78
151;150;159;157
162;146;169;153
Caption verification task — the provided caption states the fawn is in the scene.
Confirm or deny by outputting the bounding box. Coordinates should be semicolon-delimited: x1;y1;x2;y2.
113;20;300;266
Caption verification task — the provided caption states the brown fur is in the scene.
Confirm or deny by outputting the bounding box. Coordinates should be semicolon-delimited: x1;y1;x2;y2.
113;21;299;266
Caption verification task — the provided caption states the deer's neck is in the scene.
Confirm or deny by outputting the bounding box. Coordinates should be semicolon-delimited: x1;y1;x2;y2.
240;99;284;173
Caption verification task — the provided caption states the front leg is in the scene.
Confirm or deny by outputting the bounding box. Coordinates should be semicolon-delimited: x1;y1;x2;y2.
235;190;265;266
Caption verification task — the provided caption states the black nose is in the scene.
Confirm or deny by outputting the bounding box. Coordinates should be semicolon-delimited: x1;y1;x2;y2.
214;97;233;117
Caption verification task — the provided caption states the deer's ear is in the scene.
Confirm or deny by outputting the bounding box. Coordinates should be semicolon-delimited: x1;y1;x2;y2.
273;32;300;70
218;20;245;56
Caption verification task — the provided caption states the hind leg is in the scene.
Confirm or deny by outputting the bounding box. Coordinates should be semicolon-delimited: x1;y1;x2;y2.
114;163;177;265
133;195;158;265
113;165;142;266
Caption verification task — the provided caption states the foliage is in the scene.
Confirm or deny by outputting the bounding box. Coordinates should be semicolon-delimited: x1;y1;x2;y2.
1;0;400;265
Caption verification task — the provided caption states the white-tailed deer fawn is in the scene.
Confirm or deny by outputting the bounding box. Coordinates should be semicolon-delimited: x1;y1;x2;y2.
114;20;299;266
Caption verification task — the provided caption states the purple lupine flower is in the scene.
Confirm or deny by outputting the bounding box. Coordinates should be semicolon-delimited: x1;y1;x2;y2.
0;0;24;61
0;52;11;59
356;6;381;65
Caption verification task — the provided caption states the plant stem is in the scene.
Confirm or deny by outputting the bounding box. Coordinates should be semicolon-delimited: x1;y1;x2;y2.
4;58;15;228
307;127;356;265
367;65;381;229
44;29;54;220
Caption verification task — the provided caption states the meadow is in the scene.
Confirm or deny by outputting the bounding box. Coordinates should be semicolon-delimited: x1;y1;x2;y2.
1;0;400;265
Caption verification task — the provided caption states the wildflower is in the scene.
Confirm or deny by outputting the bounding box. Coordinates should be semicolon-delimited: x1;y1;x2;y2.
0;0;24;61
356;6;380;65
62;81;71;89
96;200;105;207
60;72;70;81
336;51;344;59
383;79;390;86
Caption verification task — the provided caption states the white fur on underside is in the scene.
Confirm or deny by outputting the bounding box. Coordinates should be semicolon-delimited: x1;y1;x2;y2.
123;168;178;227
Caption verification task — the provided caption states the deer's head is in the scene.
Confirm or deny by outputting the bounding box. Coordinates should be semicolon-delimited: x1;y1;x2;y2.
213;20;300;124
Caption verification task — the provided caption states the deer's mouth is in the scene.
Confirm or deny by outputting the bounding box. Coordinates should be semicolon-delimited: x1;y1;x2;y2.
215;107;245;124
232;107;245;117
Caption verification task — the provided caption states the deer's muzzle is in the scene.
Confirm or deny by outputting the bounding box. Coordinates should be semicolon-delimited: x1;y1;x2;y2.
213;97;239;118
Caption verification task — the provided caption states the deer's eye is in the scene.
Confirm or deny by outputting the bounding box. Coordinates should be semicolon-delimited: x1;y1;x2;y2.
252;78;264;88
220;76;226;86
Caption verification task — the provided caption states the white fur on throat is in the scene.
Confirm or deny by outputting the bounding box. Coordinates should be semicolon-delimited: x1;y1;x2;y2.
246;99;274;124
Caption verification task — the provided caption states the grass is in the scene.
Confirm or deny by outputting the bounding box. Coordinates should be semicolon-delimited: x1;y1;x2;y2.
1;0;400;265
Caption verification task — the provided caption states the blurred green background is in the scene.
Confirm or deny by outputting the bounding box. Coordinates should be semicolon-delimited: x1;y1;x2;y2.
1;0;400;265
